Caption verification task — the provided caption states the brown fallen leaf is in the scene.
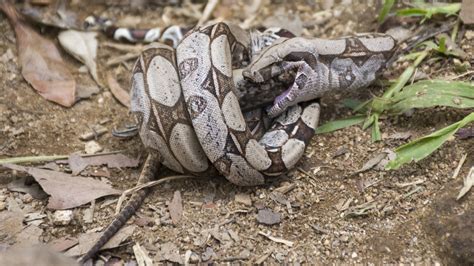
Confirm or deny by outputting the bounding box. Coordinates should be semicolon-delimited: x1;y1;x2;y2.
353;152;388;174
64;225;136;257
155;242;183;264
107;73;130;108
68;153;139;175
0;2;76;107
169;190;183;224
7;176;48;199
14;223;43;247
58;30;100;85
457;167;474;200
48;237;79;252
2;164;121;209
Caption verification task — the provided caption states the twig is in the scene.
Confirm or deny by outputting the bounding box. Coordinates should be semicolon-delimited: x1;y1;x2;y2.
445;70;474;80
452;153;467;179
0;150;125;164
115;175;197;214
457;167;474;200
218;256;250;262
396;179;425;188
297;167;318;181
258;231;294;247
102;42;144;52
197;0;219;26
403;186;423;199
106;52;140;66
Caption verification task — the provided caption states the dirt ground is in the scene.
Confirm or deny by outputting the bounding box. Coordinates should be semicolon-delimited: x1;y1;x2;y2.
0;1;473;265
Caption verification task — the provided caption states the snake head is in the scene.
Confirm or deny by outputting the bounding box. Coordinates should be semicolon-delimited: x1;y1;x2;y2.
243;34;397;117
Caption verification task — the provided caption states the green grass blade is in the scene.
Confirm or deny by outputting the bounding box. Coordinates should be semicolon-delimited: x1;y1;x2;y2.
384;51;429;99
342;98;364;110
316;115;365;134
396;3;461;20
378;0;395;23
388;80;474;113
396;8;427;17
386;112;474;170
362;114;376;130
371;114;382;142
0;155;68;164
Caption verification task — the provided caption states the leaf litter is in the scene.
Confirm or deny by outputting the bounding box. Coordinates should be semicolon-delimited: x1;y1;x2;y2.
1;0;473;264
0;1;76;107
58;30;100;85
2;164;121;209
68;153;139;175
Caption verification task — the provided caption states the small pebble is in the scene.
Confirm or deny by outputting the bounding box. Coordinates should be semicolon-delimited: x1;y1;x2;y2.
257;208;281;225
53;210;74;225
85;140;103;154
234;193;252;206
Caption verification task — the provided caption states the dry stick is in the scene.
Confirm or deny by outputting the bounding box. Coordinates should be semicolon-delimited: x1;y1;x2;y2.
0;150;125;164
258;231;294;247
197;0;219;26
106;52;141;66
446;70;474;80
452;153;468;179
101;42;144;52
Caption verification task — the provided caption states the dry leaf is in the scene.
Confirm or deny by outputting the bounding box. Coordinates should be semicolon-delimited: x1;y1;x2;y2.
14;223;43;247
68;153;139;175
76;84;100;100
107;73;131;108
457;167;474;200
354;152;388;174
169;190;183;224
48;237;79;252
58;30;100;85
133;243;154;266
2;164;121;209
0;2;76;107
155;242;183;264
7;176;48;199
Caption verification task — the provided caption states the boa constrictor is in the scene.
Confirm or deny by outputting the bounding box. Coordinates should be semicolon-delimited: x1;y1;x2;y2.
80;22;396;262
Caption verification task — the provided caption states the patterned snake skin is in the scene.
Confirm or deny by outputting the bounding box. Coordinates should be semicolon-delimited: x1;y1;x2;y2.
79;22;396;262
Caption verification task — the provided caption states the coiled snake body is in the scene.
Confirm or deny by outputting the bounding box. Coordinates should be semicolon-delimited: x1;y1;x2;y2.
80;22;396;262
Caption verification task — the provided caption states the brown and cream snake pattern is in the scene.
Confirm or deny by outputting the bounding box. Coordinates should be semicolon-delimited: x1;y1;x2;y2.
80;22;396;263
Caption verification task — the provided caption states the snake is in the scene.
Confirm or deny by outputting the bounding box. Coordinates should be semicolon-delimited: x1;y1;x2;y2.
79;22;396;263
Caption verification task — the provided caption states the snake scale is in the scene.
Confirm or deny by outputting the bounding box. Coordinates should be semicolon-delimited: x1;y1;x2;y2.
80;22;396;262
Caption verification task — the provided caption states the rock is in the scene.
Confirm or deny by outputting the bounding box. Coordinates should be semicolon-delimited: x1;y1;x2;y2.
257;208;281;225
234;193;252;206
84;140;102;154
53;210;74;225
